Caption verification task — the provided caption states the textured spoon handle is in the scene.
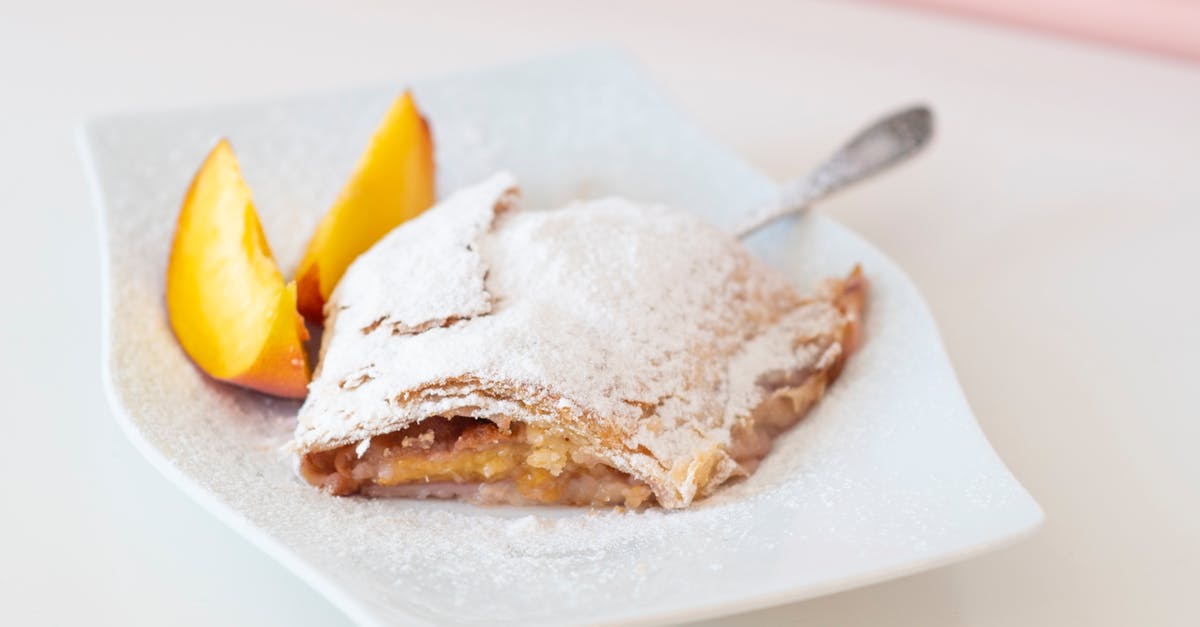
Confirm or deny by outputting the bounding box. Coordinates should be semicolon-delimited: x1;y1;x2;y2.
735;105;934;239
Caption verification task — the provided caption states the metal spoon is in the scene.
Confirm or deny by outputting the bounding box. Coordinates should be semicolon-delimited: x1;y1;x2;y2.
734;104;934;239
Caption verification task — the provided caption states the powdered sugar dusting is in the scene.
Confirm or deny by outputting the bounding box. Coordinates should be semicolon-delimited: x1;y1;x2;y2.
295;174;855;507
320;171;517;346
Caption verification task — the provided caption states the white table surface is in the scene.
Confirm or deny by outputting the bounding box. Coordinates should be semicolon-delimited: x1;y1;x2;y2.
2;1;1197;625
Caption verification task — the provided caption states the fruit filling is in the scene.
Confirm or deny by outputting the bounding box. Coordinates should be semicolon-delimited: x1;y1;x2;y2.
299;416;654;508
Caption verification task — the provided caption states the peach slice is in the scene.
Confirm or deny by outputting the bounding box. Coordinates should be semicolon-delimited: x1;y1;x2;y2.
166;139;310;398
295;91;436;321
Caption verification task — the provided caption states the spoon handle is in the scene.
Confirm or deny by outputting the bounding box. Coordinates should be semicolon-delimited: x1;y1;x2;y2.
734;105;934;239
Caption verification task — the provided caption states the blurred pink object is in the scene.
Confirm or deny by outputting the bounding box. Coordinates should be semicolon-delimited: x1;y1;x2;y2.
881;0;1200;62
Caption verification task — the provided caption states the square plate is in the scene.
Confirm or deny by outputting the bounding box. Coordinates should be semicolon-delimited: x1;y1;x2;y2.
80;49;1042;626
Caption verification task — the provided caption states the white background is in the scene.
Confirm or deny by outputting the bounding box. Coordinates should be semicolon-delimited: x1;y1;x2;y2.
1;0;1197;625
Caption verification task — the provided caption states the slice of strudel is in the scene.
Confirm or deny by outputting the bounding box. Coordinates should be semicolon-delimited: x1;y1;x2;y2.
291;172;865;509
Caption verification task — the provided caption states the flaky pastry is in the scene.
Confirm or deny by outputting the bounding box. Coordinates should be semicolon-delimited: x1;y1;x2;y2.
292;172;865;508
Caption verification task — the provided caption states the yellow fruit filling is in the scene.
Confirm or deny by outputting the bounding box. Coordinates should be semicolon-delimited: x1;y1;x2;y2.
299;417;653;508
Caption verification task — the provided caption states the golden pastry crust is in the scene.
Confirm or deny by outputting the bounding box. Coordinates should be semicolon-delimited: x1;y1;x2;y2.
292;172;865;508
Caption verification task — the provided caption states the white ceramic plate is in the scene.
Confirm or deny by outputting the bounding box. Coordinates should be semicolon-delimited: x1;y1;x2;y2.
80;49;1041;626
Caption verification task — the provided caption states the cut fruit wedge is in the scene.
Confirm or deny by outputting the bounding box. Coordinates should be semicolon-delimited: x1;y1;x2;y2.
295;91;436;322
166;139;311;398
